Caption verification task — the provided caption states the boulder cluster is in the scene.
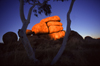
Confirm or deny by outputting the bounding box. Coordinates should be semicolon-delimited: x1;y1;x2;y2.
1;15;100;65
27;15;65;40
2;15;100;45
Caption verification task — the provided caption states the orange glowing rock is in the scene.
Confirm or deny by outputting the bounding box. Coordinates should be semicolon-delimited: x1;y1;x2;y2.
49;26;63;33
40;15;60;23
31;15;65;40
47;22;62;26
31;23;48;34
26;29;32;35
49;31;65;40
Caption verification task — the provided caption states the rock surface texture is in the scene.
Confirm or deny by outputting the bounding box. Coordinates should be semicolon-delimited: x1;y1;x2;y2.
2;32;18;44
26;29;33;36
31;15;65;40
67;30;84;46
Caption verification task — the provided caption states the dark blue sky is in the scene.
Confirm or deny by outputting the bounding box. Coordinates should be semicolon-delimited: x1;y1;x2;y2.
0;0;100;43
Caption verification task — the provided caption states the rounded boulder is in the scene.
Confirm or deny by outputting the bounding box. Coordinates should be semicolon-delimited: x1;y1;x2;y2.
67;30;84;45
2;32;18;44
85;36;93;40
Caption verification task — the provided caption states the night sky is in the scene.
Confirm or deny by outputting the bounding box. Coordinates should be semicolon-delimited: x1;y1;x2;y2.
0;0;100;43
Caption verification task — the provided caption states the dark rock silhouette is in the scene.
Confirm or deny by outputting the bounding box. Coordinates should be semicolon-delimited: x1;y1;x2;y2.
0;43;5;53
67;30;84;47
2;32;18;44
85;36;93;40
84;36;100;44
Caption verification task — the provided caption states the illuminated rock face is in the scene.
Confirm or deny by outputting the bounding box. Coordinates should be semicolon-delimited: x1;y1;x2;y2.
40;15;60;23
32;23;48;34
2;32;18;44
49;26;63;33
47;22;62;26
49;31;65;40
31;15;65;40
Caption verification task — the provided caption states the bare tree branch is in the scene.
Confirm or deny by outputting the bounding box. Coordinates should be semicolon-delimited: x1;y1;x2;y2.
20;0;26;23
27;3;43;22
27;0;50;23
28;2;34;5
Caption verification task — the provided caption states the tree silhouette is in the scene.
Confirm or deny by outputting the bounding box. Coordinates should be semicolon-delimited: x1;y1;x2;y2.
18;0;51;63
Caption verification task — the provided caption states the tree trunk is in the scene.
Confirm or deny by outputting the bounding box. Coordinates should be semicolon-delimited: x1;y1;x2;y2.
18;0;39;63
18;22;38;63
18;0;49;63
51;0;75;65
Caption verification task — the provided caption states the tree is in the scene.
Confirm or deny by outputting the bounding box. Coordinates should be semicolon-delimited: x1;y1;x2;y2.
18;0;51;63
18;0;75;65
51;0;75;65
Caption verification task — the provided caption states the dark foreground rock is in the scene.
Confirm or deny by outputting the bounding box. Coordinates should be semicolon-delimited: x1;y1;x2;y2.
2;32;18;44
0;31;100;65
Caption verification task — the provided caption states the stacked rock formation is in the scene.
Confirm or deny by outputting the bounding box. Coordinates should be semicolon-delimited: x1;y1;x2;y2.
31;15;65;40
